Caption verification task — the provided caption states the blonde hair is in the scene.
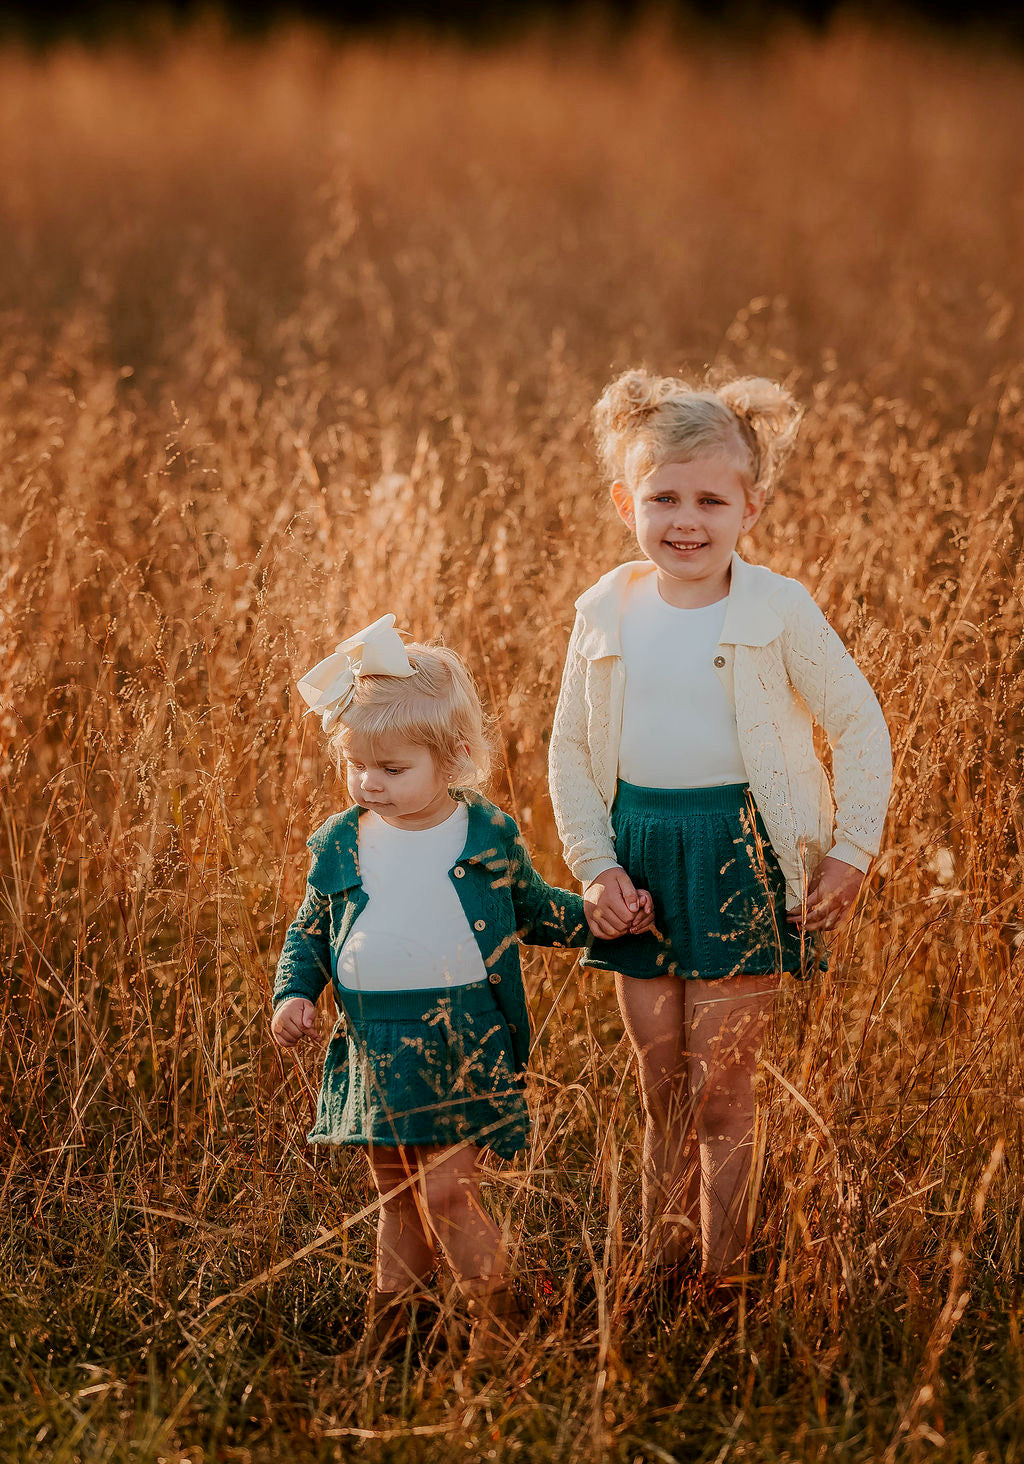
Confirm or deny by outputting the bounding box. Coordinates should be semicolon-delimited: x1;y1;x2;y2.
328;641;492;788
592;368;802;496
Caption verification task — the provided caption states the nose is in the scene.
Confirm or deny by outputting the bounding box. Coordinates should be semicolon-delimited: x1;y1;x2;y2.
672;508;700;532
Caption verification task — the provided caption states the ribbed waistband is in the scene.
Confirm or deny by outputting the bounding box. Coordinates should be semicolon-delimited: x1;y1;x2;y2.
612;780;753;816
336;978;499;1023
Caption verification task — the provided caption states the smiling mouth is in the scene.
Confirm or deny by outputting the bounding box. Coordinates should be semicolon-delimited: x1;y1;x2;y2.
665;540;708;552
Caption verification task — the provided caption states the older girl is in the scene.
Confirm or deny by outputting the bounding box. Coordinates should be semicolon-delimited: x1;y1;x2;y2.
549;371;892;1286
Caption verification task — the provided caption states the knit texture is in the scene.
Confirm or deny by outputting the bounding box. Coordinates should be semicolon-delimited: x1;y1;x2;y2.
583;780;826;979
273;788;588;1075
548;557;893;909
309;980;530;1158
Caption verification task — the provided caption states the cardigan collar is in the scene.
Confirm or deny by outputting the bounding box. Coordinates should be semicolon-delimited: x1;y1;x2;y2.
304;786;508;894
572;551;785;660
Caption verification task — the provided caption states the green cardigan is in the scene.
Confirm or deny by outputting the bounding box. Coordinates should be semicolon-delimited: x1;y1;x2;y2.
273;788;588;1072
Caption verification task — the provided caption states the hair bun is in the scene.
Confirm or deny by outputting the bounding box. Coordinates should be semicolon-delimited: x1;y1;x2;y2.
716;377;802;489
592;369;688;480
592;365;802;493
605;371;663;431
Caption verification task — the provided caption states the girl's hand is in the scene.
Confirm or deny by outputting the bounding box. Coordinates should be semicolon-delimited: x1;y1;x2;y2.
271;997;318;1048
627;888;655;935
786;856;866;932
585;866;645;939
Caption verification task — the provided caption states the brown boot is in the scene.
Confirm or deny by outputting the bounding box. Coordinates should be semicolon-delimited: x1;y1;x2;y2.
360;1288;416;1363
647;1252;700;1316
361;1284;451;1369
464;1282;533;1360
696;1270;762;1313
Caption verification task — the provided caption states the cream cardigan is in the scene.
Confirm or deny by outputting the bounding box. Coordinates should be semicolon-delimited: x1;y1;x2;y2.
548;553;893;910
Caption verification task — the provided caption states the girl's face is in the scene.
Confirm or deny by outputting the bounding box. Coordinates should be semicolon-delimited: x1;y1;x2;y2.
341;731;456;830
612;452;763;604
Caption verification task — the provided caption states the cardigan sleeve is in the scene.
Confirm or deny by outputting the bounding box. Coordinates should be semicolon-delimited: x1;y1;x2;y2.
547;614;620;886
273;881;334;1007
780;586;893;873
508;832;589;948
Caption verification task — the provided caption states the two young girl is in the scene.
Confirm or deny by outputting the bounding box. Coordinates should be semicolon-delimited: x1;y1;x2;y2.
272;368;892;1358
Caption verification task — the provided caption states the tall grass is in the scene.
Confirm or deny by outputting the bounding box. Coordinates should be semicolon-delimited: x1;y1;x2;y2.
1;16;1023;1462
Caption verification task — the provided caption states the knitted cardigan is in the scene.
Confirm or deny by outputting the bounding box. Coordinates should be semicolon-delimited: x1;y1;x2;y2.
548;553;893;910
273;788;587;1073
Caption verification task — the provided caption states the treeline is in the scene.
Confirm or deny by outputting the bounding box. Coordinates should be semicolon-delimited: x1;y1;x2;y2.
1;0;1022;48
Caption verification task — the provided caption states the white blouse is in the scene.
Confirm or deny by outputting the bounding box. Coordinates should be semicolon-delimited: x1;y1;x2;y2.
618;575;747;788
336;803;488;991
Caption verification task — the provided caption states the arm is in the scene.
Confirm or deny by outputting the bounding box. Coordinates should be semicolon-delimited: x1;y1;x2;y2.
547;616;655;936
781;586;893;928
273;881;333;1008
780;585;893;876
547;614;619;886
508;833;589;948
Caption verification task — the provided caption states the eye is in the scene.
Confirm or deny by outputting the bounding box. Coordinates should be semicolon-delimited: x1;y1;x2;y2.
384;767;405;777
700;497;725;506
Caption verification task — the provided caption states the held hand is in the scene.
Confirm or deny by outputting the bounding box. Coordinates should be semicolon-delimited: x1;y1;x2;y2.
584;866;644;939
627;888;656;935
786;856;866;932
271;997;318;1048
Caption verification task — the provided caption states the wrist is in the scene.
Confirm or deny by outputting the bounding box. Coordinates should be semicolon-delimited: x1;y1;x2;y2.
578;856;621;888
826;842;872;875
273;993;312;1014
583;862;623;892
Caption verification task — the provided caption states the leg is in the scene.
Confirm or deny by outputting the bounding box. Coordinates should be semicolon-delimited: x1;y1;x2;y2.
417;1143;508;1296
367;1146;439;1292
417;1144;532;1356
685;974;778;1275
615;972;701;1265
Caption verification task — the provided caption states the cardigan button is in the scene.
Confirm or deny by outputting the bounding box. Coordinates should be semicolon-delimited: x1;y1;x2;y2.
488;973;501;985
713;655;726;668
453;865;465;878
473;919;486;931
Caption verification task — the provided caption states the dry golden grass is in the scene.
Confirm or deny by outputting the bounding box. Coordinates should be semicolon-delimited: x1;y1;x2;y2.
2;15;1024;1463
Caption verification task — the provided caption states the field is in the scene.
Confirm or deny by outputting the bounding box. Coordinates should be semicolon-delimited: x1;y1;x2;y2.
2;13;1024;1462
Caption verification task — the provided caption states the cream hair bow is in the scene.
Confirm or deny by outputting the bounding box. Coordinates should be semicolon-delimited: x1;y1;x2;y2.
296;614;415;732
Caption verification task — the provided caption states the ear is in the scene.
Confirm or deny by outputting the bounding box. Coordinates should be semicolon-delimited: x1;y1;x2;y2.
444;741;473;783
741;489;766;534
610;480;635;529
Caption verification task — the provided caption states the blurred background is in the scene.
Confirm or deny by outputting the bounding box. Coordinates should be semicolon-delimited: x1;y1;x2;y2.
3;3;1023;1460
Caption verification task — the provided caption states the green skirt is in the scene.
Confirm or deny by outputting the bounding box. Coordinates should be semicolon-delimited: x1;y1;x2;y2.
309;979;530;1160
583;781;827;981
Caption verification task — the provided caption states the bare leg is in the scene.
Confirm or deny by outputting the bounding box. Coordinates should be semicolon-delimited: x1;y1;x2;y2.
615;972;701;1265
367;1147;439;1292
417;1144;508;1297
685;974;778;1274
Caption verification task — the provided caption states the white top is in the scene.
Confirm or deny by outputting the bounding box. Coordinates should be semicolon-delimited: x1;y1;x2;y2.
618;575;747;788
336;803;488;992
548;554;893;902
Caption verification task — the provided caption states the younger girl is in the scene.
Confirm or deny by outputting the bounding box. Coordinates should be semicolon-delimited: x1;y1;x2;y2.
549;371;892;1284
272;617;642;1361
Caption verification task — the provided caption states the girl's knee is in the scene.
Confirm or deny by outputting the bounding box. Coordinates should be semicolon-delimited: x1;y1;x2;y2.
372;1161;421;1214
637;1063;690;1126
692;1078;756;1137
421;1168;477;1219
378;1185;420;1222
